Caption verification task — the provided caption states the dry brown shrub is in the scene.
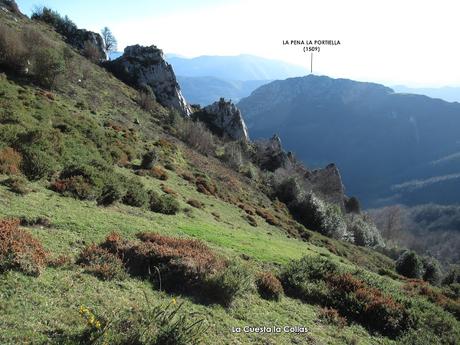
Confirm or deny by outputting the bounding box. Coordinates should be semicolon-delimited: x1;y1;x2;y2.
195;176;217;196
0;218;47;276
318;307;347;328
256;272;283;300
0;23;27;71
47;254;72;268
149;166;168;180
245;215;257;227
82;40;103;63
138;91;155;112
77;244;126;281
0;147;22;174
187;199;203;209
256;208;280;226
161;185;177;196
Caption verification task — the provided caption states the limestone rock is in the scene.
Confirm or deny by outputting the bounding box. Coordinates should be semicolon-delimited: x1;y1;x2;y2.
105;45;192;116
194;98;249;141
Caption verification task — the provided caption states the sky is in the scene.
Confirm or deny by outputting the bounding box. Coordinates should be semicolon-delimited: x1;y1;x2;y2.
16;0;460;87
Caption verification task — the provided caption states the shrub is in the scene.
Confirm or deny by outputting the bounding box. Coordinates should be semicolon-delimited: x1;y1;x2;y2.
140;150;157;169
0;218;47;276
32;47;65;89
149;166;168;180
290;193;349;240
275;176;303;204
255;208;279;226
245;215;257;227
187;199;203;209
256;272;283;301
345;196;361;214
195;176;217;196
138;91;156;112
21;147;56;180
77;244;126;280
177;119;215;155
0;23;27;72
149;191;180;215
51;163;125;203
206;262;253;307
2;175;30;194
346;213;384;247
318;307;347;328
0;147;22;174
396;251;424;279
82;40;102;63
443;266;460;285
423;257;442;285
122;178;149;207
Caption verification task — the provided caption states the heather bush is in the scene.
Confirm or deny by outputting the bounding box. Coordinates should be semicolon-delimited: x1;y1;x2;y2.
149;191;180;215
0;218;47;276
256;272;283;301
20;147;57;180
77;244;126;280
318;307;347;328
0;147;22;174
396;251;424;279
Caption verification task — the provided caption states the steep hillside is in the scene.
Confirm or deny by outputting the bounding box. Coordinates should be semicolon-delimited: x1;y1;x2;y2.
0;4;459;345
239;75;460;207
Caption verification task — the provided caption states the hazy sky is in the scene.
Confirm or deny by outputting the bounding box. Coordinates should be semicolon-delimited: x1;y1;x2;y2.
16;0;460;87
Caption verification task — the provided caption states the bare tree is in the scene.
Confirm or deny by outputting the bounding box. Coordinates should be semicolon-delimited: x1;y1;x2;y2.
100;27;117;58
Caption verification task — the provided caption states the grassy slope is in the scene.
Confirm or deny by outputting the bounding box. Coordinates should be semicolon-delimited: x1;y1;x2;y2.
0;8;458;345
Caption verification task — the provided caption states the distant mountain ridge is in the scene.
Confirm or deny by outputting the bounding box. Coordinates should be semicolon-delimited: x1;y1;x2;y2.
393;85;460;103
238;75;460;207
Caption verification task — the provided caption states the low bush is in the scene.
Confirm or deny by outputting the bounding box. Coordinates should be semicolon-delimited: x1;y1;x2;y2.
21;147;57;180
255;208;279;226
346;213;384;247
140;150;157;169
318;307;347;328
138;91;156;112
195;176;217;196
2;175;30;194
0;23;27;72
256;272;283;301
245;215;257;227
122;178;149;207
187;199;203;209
281;255;414;337
51;163;125;204
149;166;168;180
396;251;424;279
33;47;65;89
77;244;126;281
206;262;253;307
149;191;180;215
0;147;22;174
422;257;442;285
290;193;349;240
82;40;103;63
0;218;47;276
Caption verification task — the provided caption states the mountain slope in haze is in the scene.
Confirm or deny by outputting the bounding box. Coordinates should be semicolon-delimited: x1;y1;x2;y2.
393;85;460;103
176;76;269;105
166;54;309;81
238;75;460;207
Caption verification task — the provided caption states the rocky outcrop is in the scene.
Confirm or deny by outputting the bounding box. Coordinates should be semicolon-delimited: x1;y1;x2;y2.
67;29;105;59
0;0;22;15
305;163;345;209
193;98;249;141
105;45;192;116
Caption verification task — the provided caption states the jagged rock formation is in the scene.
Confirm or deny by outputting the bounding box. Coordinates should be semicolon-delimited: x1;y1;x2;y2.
67;29;105;59
306;163;345;209
193;98;249;141
0;0;21;15
105;45;192;116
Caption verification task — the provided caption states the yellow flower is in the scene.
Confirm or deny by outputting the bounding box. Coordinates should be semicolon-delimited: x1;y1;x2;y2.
172;298;177;305
95;321;101;329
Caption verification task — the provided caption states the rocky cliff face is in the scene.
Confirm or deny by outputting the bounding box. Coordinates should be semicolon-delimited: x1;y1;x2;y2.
68;29;105;59
194;98;249;141
105;45;192;116
305;163;345;209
